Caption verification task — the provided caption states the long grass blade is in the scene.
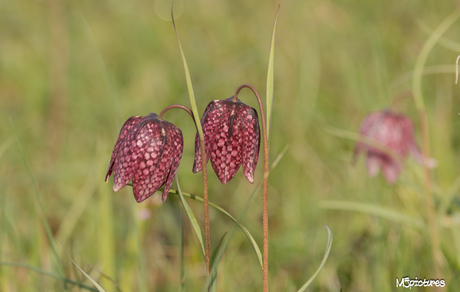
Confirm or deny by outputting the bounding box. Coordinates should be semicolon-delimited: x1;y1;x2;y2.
209;233;227;292
0;261;98;292
171;1;204;140
169;189;262;268
266;6;280;140
63;246;107;292
176;177;206;256
319;200;425;228
10;120;65;281
297;226;333;292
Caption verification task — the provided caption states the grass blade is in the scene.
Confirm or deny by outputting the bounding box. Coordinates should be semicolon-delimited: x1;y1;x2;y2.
169;189;262;268
209;233;227;292
266;6;280;140
10;120;66;282
0;261;98;292
176;177;206;256
297;226;333;292
63;246;107;292
319;200;425;229
171;1;204;140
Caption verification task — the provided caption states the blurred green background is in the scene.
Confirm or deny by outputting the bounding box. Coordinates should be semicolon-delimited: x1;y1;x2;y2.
2;0;460;291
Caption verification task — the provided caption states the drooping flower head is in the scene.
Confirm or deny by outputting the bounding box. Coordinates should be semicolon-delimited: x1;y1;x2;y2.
105;113;183;202
193;97;261;184
354;110;435;184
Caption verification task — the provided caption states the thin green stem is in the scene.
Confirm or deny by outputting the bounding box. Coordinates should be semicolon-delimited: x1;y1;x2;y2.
411;9;460;282
234;84;270;292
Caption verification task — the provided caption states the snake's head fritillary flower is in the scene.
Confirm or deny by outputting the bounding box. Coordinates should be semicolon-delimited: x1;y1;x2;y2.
192;97;261;184
105;113;183;202
354;110;436;184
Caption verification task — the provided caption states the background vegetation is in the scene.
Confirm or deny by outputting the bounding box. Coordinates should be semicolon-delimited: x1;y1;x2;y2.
1;0;460;291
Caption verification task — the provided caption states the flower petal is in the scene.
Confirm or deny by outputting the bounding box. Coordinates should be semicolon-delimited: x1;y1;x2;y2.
131;119;167;203
208;101;239;184
241;105;260;183
382;158;401;184
105;116;143;182
161;122;184;201
366;152;382;177
193;101;218;173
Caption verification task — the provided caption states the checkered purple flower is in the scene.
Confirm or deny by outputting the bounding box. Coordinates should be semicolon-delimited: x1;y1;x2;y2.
354;110;435;184
193;97;261;184
105;113;183;202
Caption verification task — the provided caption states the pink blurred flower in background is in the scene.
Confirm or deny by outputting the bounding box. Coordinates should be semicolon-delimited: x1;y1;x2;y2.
354;110;436;184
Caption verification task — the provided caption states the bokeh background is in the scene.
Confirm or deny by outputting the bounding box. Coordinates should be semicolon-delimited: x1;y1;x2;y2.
1;0;460;291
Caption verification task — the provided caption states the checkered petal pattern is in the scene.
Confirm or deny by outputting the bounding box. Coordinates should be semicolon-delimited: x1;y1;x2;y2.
193;97;260;184
354;110;422;184
105;113;183;202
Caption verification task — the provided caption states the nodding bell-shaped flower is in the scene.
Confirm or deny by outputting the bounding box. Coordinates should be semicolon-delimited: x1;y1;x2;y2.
105;113;183;202
353;110;436;184
193;97;261;184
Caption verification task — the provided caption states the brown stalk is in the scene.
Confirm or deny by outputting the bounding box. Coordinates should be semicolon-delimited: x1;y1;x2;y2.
234;84;270;292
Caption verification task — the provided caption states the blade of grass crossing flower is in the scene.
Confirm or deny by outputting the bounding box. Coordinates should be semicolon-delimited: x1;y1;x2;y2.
10;120;66;283
63;246;107;292
170;2;204;141
297;226;333;292
266;6;279;140
176;177;206;256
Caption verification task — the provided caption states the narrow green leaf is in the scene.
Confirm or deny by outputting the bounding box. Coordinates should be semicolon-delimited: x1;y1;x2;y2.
0;261;98;292
209;233;227;292
10;120;66;282
297;226;333;292
176;177;206;256
319;200;425;229
171;1;205;141
171;190;262;268
266;6;280;140
62;246;107;292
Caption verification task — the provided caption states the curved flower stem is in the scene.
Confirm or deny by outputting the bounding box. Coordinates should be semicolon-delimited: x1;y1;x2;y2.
159;104;194;120
159;103;210;277
234;84;270;292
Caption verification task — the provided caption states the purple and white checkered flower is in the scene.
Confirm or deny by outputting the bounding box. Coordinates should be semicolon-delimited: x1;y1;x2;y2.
354;110;436;184
193;97;261;184
105;113;183;202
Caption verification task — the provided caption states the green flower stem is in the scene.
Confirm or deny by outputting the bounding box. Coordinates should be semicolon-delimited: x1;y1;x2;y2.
234;84;270;292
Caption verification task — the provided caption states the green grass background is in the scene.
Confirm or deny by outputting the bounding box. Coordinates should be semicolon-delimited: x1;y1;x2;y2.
1;0;460;291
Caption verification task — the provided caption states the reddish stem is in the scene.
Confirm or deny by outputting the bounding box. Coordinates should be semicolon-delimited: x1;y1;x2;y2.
234;84;270;292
